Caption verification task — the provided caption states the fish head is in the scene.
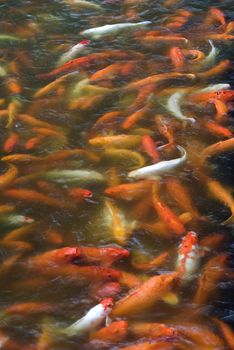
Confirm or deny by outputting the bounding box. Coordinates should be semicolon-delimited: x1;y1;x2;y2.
56;247;81;264
100;298;114;313
181;231;198;253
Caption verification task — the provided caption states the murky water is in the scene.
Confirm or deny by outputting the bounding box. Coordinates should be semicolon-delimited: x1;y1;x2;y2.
0;0;233;349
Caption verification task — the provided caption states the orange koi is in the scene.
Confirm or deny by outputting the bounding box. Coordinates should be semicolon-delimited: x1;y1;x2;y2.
90;320;128;342
92;110;123;131
0;164;18;190
193;254;227;304
44;228;64;245
152;184;186;235
7;99;21;128
4;302;54;316
3;132;19;153
125;72;195;90
31;127;67;142
166;17;188;29
102;148;145;169
166;178;200;219
204;177;234;224
90;63;123;81
0;204;15;215
213;318;234;350
89;134;142;148
76;245;130;266
197;59;230;79
122;106;149;129
0;240;33;252
111;272;178;317
45;265;121;282
142;135;160;163
119;270;141;288
29;247;81;268
2;223;36;242
0;254;22;278
128;84;156;111
131;252;168;270
141;36;188;46
201;138;234;159
169;47;185;70
155;115;174;147
204;8;226;28
129;322;177;338
210;98;228;122
3;188;68;209
18;113;61;129
24;135;45;150
175;323;224;348
203;121;233;138
118;341;174;350
5;77;22;95
190;89;234;103
68;188;93;202
129;194;153;220
105;180;153;201
141;212;192;238
200;233;224;253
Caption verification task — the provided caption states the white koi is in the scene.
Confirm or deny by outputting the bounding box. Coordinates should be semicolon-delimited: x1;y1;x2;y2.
64;0;103;11
57;40;90;66
200;40;218;68
176;231;200;283
81;21;151;39
63;298;114;336
43;169;105;184
195;83;230;93
128;145;187;179
166;92;196;124
0;215;34;227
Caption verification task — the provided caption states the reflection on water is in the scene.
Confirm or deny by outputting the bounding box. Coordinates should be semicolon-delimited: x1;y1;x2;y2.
0;0;233;349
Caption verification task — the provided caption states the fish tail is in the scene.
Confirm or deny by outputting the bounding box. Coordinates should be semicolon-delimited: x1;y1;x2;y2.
222;215;234;226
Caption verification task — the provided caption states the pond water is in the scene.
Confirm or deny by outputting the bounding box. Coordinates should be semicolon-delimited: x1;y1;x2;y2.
0;0;233;349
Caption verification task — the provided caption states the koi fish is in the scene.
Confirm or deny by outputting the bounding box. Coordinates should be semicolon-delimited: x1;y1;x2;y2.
104;180;154;201
0;164;18;190
176;231;200;282
81;21;151;39
213;318;234;350
129;322;177;339
76;245;130;266
0;214;34;227
90;320;128;342
89;134;142;148
29;247;81;268
201;138;234;160
200;40;218;68
202;121;233;138
117;341;174;350
63;298;114;336
193;254;227;304
102;148;145;169
111;272;178;317
43;169;105;184
197;59;230;79
141;135;160;163
68;188;93;202
3;302;54;316
169;47;185;70
166;92;196;124
152;190;186;236
125;73;195;90
128;146;187;179
166;178;200;219
65;0;103;11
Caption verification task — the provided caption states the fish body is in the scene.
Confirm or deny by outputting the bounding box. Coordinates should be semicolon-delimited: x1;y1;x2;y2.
176;231;200;282
200;40;218;68
57;40;90;66
63;298;114;336
128;146;186;179
43;169;104;184
65;0;103;10
81;21;151;39
166;92;196;124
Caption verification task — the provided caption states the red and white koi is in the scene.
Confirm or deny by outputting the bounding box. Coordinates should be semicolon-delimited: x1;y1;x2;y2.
176;231;200;282
57;40;90;66
63;298;114;336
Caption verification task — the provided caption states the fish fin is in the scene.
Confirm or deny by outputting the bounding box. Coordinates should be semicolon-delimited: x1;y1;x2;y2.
105;315;112;327
222;215;234;226
161;292;179;305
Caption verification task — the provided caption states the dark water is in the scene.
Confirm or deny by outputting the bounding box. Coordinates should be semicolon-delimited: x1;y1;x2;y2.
0;0;233;349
